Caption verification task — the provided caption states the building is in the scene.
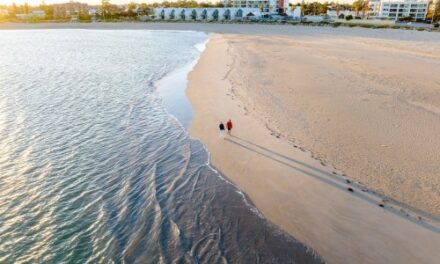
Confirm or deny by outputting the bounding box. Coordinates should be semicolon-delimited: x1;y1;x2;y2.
53;2;89;18
16;10;46;20
226;0;289;14
286;6;302;19
154;8;261;21
326;9;357;19
88;8;98;16
368;0;430;21
32;10;46;18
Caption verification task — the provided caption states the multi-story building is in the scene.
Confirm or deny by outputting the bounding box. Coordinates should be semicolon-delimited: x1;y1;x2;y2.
368;0;430;21
226;0;288;14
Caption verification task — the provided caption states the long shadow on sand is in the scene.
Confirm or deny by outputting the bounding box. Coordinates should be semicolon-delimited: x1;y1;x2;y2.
224;135;439;233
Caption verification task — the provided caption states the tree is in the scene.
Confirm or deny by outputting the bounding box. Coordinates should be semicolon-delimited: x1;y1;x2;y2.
301;1;305;16
433;0;440;23
127;2;137;17
39;1;54;19
139;3;151;15
352;0;365;17
79;13;91;21
23;2;29;14
11;3;18;15
301;2;329;16
101;0;110;19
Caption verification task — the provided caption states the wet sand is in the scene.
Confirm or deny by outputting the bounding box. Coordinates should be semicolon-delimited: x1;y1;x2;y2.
187;34;440;263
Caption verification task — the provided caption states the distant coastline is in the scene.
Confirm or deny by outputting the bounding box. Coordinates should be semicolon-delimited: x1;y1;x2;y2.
0;20;440;33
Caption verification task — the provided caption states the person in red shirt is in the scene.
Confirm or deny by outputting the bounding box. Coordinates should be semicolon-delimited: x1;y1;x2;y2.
226;119;233;135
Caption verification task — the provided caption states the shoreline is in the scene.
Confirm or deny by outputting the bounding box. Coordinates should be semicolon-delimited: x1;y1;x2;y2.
155;34;324;262
187;33;440;263
156;33;210;129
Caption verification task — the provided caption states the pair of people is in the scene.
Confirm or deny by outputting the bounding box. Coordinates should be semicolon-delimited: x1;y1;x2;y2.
219;119;233;137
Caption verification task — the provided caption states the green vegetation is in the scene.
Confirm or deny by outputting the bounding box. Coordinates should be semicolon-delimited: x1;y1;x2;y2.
398;16;413;22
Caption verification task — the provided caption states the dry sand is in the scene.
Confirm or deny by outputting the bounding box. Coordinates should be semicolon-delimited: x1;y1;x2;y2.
187;33;440;263
220;32;440;216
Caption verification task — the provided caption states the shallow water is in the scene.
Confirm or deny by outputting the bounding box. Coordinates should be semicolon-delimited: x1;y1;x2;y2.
0;29;321;263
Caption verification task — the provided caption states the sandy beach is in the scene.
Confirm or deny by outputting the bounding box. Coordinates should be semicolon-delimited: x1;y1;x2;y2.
186;30;440;263
2;22;439;263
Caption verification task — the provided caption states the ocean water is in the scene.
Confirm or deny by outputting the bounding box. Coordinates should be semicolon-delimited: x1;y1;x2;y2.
0;30;321;263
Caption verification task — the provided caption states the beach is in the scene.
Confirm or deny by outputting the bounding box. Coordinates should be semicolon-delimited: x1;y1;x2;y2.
186;30;440;263
2;22;439;263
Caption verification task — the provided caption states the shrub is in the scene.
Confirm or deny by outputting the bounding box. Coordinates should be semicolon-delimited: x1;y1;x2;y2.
345;15;353;21
338;14;345;19
417;27;425;31
332;22;342;27
354;16;362;20
398;16;412;22
79;13;91;21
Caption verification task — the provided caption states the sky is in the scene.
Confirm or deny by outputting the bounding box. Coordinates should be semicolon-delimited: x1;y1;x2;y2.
0;0;355;6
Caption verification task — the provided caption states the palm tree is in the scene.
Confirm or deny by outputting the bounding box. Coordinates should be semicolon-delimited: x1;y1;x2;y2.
352;0;365;17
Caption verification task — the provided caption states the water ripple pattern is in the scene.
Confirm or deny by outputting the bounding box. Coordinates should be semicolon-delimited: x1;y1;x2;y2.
0;30;321;263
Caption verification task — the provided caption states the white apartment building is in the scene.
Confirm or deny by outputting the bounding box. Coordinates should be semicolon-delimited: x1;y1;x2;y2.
225;0;289;14
154;7;261;21
368;0;430;21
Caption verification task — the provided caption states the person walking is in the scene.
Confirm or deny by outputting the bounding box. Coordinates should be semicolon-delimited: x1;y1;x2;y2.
226;119;233;135
219;121;225;138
